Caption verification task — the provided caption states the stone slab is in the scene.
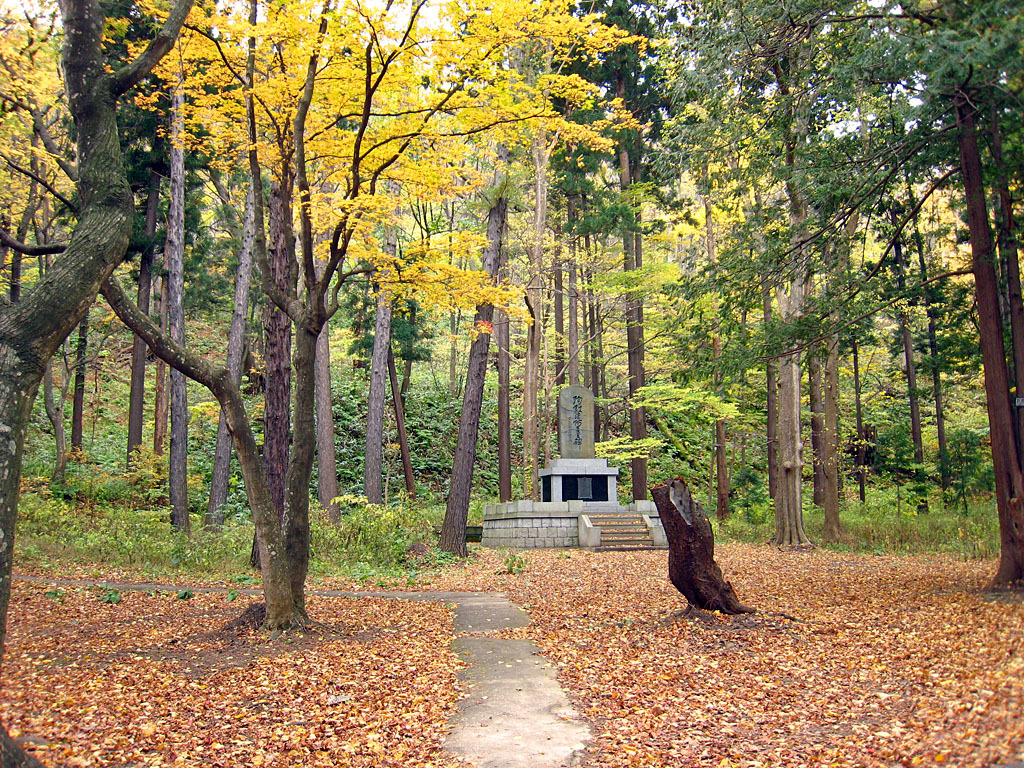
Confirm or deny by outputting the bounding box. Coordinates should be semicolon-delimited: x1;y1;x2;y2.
557;385;595;459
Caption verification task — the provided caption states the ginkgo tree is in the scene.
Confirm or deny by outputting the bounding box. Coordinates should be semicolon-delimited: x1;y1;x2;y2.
106;0;630;628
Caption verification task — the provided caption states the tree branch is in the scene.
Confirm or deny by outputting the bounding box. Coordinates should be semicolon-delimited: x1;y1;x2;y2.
0;229;66;255
110;0;197;96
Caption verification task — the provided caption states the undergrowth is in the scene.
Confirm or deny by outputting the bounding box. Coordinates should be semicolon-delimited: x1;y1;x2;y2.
712;485;1000;560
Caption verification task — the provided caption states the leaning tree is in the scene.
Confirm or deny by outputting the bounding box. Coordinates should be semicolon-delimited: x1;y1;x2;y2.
0;0;194;761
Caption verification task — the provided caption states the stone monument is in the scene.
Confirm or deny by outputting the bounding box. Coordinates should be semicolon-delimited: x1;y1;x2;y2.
480;385;662;550
540;385;618;509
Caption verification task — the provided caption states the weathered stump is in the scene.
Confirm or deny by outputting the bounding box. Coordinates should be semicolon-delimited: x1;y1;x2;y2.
651;477;754;615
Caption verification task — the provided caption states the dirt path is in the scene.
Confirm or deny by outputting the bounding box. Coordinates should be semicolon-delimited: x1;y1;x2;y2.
13;575;590;768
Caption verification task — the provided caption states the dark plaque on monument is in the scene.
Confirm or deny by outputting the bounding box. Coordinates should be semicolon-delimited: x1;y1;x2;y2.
558;385;595;459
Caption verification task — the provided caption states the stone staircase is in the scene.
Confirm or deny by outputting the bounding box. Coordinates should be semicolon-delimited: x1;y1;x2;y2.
587;511;663;551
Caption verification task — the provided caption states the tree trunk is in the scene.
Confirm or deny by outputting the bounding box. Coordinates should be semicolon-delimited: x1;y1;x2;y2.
104;277;306;628
167;83;189;534
365;286;392;505
853;337;867;503
763;286;779;508
1;0;195;758
809;352;825;507
440;182;507;556
496;271;512;503
651;478;754;614
388;347;415;498
822;336;842;541
892;209;926;499
43;360;68;486
523;134;547;500
620;139;647;501
153;272;169;454
259;177;294;561
955;92;1024;588
704;188;728;519
71;311;89;450
207;181;256;526
314;320;339;518
553;224;565;386
775;281;809;547
127;168;160;464
567;195;580;387
991;108;1024;473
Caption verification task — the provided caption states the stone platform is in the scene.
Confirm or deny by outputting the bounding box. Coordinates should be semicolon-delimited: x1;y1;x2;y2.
481;499;666;550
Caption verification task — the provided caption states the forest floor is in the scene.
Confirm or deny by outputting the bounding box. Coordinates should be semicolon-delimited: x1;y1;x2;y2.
5;544;1023;767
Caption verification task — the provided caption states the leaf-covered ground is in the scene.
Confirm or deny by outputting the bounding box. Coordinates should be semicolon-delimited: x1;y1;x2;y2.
6;543;1024;767
2;588;463;767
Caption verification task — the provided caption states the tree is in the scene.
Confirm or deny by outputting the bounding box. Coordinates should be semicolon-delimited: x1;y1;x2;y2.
440;157;509;555
0;0;195;760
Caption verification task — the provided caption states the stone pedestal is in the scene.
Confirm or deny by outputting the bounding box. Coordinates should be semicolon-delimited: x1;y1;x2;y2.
539;458;619;511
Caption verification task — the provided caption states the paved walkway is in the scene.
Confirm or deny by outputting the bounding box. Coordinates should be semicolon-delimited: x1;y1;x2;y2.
14;576;591;768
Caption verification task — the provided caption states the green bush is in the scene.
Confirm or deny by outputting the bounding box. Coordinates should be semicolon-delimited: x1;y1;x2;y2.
16;490;250;574
310;498;441;572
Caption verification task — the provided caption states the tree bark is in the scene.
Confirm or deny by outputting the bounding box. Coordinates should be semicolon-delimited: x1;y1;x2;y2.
104;277;305;628
70;310;89;450
955;92;1024;588
496;263;512;502
127;167;160;464
167;83;189;534
314;319;339;518
388;347;415;498
43;359;68;486
553;223;565;387
651;478;754;614
153;272;169;454
440;177;507;556
822;336;842;540
523;133;547;500
207;181;256;526
260;177;294;542
567;195;580;387
774;56;812;548
364;285;392;505
763;286;779;508
853;337;867;503
620;135;647;500
892;208;926;508
990;108;1024;472
0;0;195;759
809;352;825;507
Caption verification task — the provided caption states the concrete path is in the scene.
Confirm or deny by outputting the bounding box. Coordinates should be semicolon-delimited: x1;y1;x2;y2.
14;576;591;768
441;594;589;768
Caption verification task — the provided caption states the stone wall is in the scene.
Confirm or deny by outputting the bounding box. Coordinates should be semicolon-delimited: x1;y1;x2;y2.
482;500;582;549
481;515;580;549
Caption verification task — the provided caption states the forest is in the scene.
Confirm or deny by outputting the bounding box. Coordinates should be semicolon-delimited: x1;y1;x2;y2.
0;0;1022;766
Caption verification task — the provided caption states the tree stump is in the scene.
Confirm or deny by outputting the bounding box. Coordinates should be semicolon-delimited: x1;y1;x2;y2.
651;477;754;615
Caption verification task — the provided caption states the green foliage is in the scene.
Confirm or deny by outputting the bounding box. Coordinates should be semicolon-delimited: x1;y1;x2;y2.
177;589;194;600
316;500;439;571
100;588;122;604
944;427;994;516
500;551;527;575
226;589;240;602
16;490;251;574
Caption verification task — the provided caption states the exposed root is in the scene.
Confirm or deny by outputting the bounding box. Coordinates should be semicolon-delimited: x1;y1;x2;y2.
221;602;267;633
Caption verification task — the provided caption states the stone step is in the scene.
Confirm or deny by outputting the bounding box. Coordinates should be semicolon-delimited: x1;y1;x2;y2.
594;544;665;552
587;516;647;526
603;540;652;547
